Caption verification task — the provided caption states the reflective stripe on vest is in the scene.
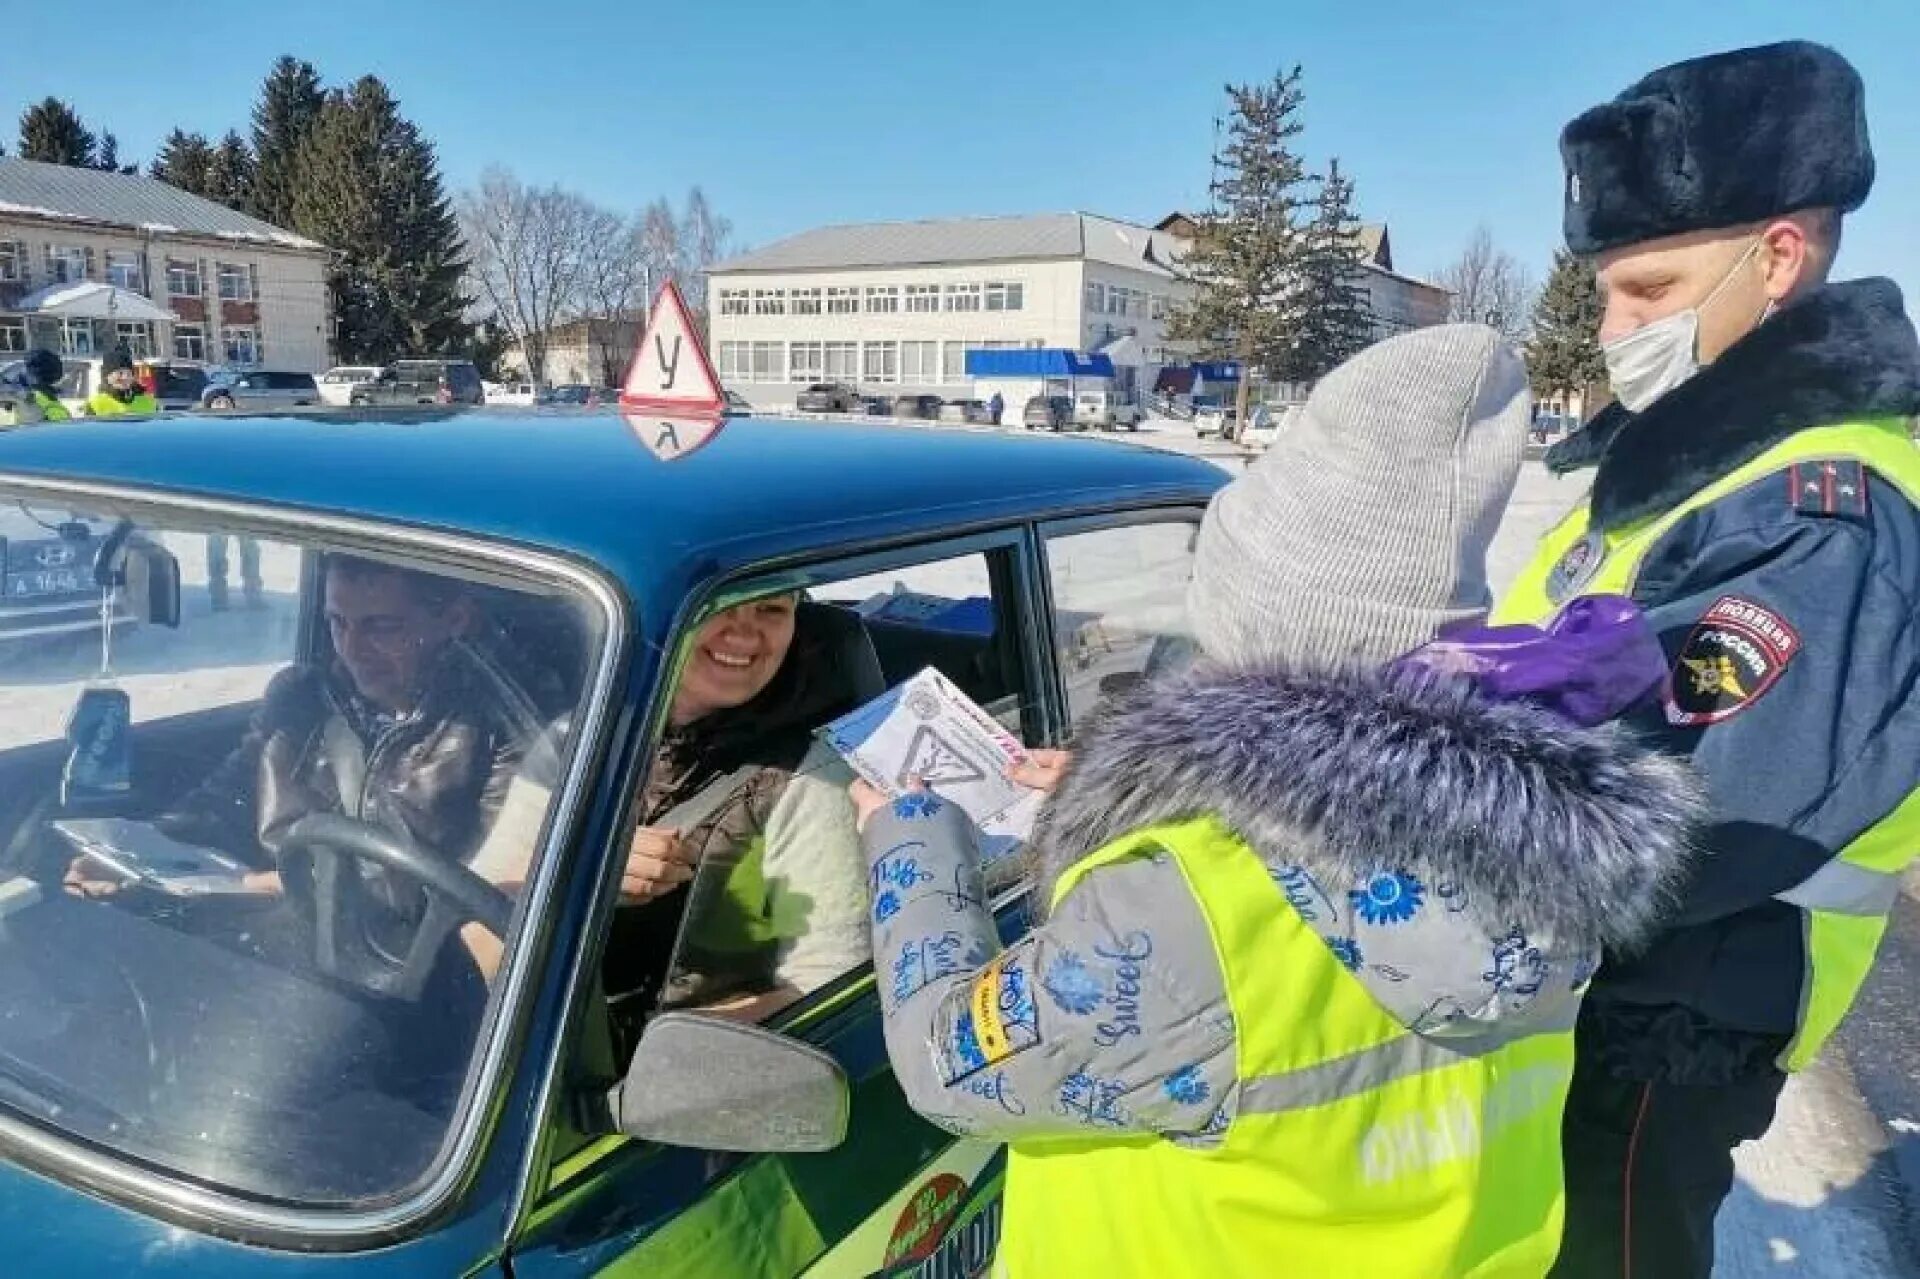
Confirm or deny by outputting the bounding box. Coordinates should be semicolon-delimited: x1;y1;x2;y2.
1493;418;1920;1072
995;817;1572;1278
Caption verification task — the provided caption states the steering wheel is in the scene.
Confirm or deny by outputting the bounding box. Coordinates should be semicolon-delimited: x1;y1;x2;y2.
281;813;513;1001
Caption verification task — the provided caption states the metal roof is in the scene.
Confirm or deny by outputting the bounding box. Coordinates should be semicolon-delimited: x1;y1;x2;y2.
710;213;1185;278
0;158;325;252
0;410;1223;610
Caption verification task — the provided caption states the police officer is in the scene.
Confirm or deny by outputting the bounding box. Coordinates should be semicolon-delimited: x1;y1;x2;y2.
85;344;157;416
3;348;74;423
1491;42;1920;1279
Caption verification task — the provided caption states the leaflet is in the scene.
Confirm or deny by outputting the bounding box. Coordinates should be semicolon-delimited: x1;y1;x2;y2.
52;818;254;898
819;667;1040;862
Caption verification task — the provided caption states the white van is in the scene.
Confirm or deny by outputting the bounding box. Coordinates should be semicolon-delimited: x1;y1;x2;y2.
317;365;384;407
1073;389;1143;432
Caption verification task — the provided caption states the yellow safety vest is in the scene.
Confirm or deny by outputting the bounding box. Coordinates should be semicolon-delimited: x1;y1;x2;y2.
996;818;1574;1278
86;389;158;417
1492;417;1920;1072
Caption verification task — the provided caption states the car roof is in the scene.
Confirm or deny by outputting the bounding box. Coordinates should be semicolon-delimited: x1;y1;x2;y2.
0;410;1223;614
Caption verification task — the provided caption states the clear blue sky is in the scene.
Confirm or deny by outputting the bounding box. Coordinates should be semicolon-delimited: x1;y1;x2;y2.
8;0;1916;299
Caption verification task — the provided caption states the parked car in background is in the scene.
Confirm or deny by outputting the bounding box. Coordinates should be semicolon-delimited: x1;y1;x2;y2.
938;399;994;425
1239;403;1297;447
795;382;859;413
201;371;319;412
538;384;598;407
134;361;212;412
1022;395;1075;431
855;395;891;415
890;394;944;421
722;390;754;417
317;366;383;408
1194;403;1238;438
486;382;538;408
349;360;486;407
0;505;138;642
1074;390;1143;431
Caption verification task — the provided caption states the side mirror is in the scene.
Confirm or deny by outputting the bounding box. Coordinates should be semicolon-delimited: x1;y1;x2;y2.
607;1011;849;1153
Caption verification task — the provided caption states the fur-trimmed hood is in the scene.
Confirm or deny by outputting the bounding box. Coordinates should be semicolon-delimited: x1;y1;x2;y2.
1548;278;1920;531
1030;663;1704;1038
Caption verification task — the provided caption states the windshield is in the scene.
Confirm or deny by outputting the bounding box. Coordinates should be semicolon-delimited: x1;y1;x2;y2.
0;488;604;1209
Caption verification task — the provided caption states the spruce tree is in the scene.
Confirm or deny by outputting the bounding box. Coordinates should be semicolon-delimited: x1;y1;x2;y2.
1289;157;1373;382
206;131;257;210
250;56;325;229
95;131;137;174
18;98;97;167
294;78;470;361
151;130;216;195
1525;249;1606;408
1166;67;1318;430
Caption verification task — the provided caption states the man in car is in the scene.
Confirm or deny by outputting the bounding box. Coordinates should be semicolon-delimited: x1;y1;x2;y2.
84;346;158;417
69;554;554;913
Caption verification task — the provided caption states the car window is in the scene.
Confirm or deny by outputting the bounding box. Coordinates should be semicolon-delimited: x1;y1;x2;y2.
0;488;607;1211
1045;518;1202;727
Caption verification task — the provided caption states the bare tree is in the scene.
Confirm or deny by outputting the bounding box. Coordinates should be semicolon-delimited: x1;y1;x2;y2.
459;168;593;384
638;198;681;297
677;186;733;313
1434;225;1535;342
578;208;650;387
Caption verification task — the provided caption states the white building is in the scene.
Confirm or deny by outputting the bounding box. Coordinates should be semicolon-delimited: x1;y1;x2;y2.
0;157;331;372
706;212;1193;409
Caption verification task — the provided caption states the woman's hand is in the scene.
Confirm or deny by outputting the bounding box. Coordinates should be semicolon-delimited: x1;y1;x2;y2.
1009;748;1072;794
622;825;696;903
850;780;892;835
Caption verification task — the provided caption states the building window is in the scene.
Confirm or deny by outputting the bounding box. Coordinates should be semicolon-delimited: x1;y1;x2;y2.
173;323;206;361
901;340;939;382
216;262;255;302
105;251;144;293
749;341;784;383
827;287;860;315
1085;281;1105;314
0;318;25;353
167;260;203;298
788;341;824;381
944;283;982;313
0;241;25;283
905;285;940;314
48;245;89;285
862;341;899;384
222;325;261;365
985;282;1024;312
60;318;96;355
718;289;748;317
116;322;154;360
716;341;747;381
791;288;823;316
1150;294;1169;321
823;341;858;380
865;286;899;314
751;289;786;316
942;341;973;380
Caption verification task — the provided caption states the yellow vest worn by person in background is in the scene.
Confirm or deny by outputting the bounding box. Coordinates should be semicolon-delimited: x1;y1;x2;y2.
1495;417;1920;1071
996;818;1573;1279
86;388;157;417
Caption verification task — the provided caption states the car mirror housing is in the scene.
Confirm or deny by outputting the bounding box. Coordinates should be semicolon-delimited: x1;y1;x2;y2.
607;1011;849;1153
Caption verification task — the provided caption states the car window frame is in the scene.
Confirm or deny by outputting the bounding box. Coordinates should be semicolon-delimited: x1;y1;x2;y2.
0;470;630;1253
519;521;1056;1214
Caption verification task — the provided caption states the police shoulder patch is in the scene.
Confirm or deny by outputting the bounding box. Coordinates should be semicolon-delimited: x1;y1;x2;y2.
1664;595;1801;727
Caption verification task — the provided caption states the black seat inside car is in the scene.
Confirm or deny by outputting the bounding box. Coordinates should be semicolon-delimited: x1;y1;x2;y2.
800;600;886;706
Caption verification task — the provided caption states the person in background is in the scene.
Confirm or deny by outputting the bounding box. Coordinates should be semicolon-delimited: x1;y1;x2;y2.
852;324;1703;1278
4;349;73;423
1493;42;1920;1279
85;345;157;417
207;533;264;612
988;391;1005;426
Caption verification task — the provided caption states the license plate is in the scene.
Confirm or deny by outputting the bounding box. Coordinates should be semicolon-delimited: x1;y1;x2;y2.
7;569;86;598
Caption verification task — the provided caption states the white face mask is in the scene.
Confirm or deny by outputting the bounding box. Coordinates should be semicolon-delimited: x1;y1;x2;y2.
1603;239;1767;413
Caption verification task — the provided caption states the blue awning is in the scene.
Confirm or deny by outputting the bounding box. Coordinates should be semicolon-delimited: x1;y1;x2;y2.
964;349;1114;378
1193;361;1242;381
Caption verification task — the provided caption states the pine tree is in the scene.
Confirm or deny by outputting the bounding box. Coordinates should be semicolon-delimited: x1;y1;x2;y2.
151;130;216;194
1525;249;1606;406
18;98;97;167
206;131;256;210
95;131;137;174
1288;157;1374;382
249;56;326;230
1165;67;1318;430
294;77;471;362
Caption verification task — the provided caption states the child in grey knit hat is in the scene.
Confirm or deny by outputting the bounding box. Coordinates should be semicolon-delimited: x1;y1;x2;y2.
851;323;1699;1278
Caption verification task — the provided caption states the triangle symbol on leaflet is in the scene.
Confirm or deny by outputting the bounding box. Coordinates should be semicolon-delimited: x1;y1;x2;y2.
620;279;724;414
898;725;987;789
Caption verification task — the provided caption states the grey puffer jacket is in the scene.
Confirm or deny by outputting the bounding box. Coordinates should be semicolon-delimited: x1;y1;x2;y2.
863;662;1704;1143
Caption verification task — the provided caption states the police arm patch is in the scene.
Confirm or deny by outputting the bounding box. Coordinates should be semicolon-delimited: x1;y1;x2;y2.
1663;596;1801;727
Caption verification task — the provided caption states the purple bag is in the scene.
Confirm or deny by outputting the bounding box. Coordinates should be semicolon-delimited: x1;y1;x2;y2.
1392;594;1667;727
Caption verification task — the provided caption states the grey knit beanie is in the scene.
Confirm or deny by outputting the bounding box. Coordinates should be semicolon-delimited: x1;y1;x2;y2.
1188;323;1528;671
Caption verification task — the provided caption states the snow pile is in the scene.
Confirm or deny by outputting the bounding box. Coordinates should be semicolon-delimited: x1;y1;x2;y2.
0;201;83;222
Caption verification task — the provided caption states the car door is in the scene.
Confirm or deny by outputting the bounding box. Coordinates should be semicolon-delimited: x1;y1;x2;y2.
503;527;1063;1278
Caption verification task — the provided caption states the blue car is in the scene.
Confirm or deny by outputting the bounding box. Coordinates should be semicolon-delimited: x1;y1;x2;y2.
0;407;1221;1274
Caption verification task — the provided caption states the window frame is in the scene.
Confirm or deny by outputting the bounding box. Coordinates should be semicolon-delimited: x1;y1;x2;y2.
105;250;144;293
0;317;25;353
0;470;629;1253
166;259;203;298
47;245;88;285
59;318;95;356
172;323;206;362
0;240;24;283
221;325;261;366
215;261;255;302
